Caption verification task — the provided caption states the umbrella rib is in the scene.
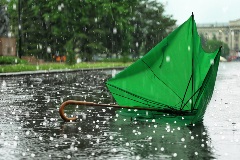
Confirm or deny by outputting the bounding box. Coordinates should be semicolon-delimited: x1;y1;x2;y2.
180;85;202;111
141;59;182;101
180;75;193;109
107;83;172;109
111;92;177;111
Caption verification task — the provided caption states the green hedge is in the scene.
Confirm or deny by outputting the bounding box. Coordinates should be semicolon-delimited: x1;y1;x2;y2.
0;56;28;65
100;57;135;63
0;62;132;73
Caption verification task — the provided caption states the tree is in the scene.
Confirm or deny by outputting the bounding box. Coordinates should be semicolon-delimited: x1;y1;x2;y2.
6;0;176;62
7;0;55;60
97;0;139;59
0;3;9;37
65;39;76;65
201;35;230;58
130;1;176;58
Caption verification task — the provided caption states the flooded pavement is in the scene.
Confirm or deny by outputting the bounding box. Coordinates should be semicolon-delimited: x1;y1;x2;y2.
0;63;240;160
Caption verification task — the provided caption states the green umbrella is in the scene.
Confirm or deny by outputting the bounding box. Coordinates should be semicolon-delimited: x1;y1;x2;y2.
106;14;221;124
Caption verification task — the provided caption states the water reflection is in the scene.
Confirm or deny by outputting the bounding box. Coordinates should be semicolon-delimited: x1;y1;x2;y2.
111;116;213;159
0;69;215;159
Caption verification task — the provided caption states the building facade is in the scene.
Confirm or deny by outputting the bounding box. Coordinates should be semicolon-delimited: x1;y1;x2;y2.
197;19;240;55
0;37;16;56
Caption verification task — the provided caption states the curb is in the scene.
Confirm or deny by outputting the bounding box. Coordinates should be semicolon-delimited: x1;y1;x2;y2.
0;67;126;77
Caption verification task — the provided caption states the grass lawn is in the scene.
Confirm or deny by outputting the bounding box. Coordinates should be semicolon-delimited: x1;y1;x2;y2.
0;62;131;73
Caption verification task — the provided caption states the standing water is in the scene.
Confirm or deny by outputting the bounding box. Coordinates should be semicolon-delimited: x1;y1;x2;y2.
0;63;240;160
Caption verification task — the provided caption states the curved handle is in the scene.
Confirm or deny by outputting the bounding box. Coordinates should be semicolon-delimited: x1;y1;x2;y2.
59;100;94;122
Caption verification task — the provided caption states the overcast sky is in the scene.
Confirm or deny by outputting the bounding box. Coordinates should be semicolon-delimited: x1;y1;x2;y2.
161;0;240;25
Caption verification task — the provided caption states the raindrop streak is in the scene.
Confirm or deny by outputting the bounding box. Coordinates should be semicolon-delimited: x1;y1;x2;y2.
166;56;170;62
113;27;117;34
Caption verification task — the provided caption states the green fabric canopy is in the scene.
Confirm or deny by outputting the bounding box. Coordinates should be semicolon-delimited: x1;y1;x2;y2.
106;15;221;123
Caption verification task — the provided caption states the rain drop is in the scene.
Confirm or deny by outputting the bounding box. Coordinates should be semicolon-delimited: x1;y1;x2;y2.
112;148;117;152
113;27;117;34
87;135;92;139
26;131;30;135
47;46;51;53
58;5;62;11
112;69;116;77
166;56;170;62
173;153;177;157
210;59;214;65
136;42;139;47
13;4;16;10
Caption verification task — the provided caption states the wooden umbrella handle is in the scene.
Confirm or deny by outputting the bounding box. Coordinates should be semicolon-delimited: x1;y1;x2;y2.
59;100;182;122
59;100;140;122
59;100;95;122
59;100;121;122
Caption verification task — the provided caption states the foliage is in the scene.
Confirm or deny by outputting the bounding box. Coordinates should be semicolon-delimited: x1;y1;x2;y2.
201;35;230;58
0;62;131;73
0;56;27;65
65;40;76;65
100;57;134;63
0;0;8;5
130;1;176;58
6;0;176;63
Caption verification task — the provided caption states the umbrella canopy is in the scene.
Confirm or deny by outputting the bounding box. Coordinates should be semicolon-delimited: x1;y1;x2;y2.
106;14;221;123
